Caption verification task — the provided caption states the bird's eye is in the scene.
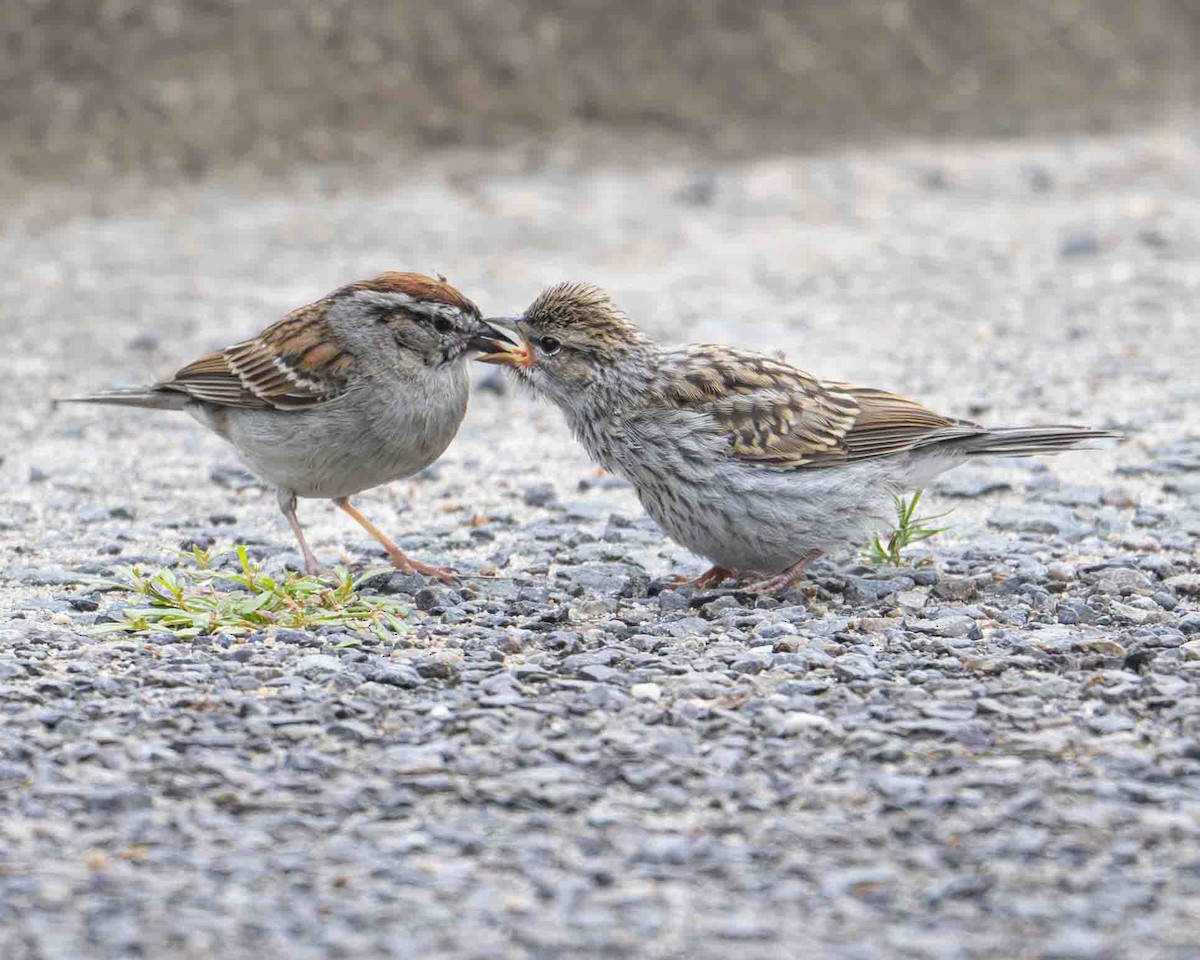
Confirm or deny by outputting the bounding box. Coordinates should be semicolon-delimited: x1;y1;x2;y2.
434;317;454;334
539;336;561;356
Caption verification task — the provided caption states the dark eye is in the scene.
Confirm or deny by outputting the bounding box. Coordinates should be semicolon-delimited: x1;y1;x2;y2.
538;336;561;356
434;317;454;334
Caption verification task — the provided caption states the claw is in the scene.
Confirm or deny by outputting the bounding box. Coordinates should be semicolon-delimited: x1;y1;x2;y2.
395;556;458;585
664;566;736;590
741;551;821;595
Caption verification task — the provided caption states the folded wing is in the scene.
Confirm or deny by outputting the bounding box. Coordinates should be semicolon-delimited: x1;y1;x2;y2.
160;302;355;410
653;345;973;468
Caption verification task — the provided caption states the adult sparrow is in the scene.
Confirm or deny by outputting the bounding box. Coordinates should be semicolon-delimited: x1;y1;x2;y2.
65;272;494;580
477;283;1122;593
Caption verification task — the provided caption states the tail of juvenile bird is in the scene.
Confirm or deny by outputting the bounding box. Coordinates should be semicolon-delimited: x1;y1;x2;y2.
56;387;191;411
920;424;1124;458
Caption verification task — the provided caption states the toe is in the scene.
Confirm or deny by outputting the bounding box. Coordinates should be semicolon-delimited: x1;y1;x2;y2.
429;566;459;585
407;559;459;584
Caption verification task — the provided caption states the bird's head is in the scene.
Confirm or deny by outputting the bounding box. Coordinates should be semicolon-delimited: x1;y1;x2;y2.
327;272;492;368
476;282;649;408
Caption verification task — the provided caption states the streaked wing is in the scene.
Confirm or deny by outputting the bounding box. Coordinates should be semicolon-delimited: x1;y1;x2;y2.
158;302;356;410
653;345;970;468
163;351;266;407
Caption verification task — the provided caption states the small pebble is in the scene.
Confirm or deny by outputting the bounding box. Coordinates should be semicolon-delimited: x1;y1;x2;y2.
630;682;661;700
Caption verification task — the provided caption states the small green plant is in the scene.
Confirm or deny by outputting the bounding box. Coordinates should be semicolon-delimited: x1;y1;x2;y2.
863;490;952;567
91;545;408;642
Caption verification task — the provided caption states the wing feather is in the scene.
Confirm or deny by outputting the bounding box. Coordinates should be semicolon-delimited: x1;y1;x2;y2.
156;302;355;410
652;346;972;468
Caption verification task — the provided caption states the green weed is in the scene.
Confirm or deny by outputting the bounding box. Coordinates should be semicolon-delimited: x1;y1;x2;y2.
91;545;408;641
863;490;952;567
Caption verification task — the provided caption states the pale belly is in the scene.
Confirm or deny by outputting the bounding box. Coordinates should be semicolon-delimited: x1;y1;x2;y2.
577;410;924;574
193;372;469;499
636;461;896;573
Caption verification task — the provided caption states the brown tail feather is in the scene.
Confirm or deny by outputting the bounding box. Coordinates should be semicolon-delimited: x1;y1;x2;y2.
917;425;1124;458
56;388;191;411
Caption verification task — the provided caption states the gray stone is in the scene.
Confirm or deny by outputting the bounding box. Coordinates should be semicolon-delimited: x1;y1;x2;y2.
366;663;423;687
843;577;906;605
1086;566;1153;592
523;482;558;507
935;467;1013;498
730;655;770;675
293;654;342;678
931;576;975;601
209;464;260;490
909;616;977;638
989;505;1086;539
1164;573;1200;595
1059;232;1102;258
1178;614;1200;635
833;654;877;681
650;616;710;638
579;664;621;683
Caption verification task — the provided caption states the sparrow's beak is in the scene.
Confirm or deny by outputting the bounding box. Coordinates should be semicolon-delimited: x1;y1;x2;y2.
472;317;532;368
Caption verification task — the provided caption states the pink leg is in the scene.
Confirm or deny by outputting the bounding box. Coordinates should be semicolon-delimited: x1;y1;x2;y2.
334;498;457;584
278;490;321;575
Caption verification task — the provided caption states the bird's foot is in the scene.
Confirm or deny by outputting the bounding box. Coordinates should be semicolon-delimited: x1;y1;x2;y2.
742;552;821;595
391;553;458;585
665;566;736;590
333;498;458;585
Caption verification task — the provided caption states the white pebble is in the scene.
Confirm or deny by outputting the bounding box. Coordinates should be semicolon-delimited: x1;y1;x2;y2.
1047;562;1077;582
781;712;833;735
630;682;662;700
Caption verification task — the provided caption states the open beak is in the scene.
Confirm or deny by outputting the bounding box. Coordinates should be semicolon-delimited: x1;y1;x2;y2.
472;317;532;368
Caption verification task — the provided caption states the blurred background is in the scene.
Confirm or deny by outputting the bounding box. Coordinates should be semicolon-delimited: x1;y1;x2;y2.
4;0;1200;189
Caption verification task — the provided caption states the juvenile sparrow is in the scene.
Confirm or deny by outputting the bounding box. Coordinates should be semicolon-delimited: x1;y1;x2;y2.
65;272;494;580
478;283;1122;593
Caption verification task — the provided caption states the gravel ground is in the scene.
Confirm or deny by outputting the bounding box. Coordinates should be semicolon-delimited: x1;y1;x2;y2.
2;129;1200;959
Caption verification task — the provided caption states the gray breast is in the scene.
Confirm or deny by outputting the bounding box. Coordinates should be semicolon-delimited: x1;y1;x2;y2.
210;363;469;499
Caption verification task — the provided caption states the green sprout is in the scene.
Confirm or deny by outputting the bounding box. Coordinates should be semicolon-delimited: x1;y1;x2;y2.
90;545;409;642
863;490;952;567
